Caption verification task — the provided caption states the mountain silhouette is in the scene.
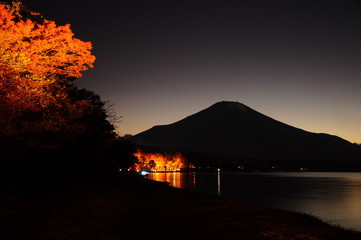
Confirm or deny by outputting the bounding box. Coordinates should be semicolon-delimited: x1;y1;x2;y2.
132;101;360;170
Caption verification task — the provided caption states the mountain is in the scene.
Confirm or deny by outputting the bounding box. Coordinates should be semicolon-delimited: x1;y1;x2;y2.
132;101;361;170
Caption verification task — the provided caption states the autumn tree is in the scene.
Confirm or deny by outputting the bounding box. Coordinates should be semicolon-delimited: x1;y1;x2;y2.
0;2;137;188
0;2;96;185
0;2;95;136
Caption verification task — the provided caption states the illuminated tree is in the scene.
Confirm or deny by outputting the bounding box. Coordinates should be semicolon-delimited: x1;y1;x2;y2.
0;3;95;134
133;151;186;171
0;2;138;187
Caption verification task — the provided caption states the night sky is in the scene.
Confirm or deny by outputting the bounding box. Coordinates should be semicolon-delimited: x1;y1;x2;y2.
23;1;361;143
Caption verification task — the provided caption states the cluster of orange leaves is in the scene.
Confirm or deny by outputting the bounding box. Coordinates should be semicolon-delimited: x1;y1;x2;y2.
134;151;186;171
0;4;95;132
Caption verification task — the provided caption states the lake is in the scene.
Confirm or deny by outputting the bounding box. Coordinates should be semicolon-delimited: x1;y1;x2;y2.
147;171;361;232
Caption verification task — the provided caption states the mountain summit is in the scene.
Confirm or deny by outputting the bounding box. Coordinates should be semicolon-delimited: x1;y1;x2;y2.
132;101;360;169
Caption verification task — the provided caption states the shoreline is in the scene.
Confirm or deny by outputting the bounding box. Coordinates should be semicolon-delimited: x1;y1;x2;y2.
1;173;361;240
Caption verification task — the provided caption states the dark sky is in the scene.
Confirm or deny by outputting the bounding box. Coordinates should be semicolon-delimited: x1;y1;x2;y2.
22;0;361;142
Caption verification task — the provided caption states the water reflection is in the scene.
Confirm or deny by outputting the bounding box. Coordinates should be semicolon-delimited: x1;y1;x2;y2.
217;169;221;196
149;172;197;190
148;172;361;232
148;172;221;196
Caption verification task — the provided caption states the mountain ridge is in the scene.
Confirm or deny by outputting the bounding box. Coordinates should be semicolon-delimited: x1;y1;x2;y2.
132;101;360;170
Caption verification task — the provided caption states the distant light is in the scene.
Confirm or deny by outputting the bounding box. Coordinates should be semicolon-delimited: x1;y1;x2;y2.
217;168;221;172
141;170;149;176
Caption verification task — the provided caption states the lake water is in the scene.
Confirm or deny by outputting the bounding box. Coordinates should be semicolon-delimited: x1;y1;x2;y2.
147;171;361;232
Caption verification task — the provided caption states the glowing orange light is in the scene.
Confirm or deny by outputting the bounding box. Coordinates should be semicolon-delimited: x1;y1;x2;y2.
133;151;186;172
0;4;95;131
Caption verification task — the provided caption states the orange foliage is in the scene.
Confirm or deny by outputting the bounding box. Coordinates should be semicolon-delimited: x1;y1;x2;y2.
134;151;186;172
0;4;95;133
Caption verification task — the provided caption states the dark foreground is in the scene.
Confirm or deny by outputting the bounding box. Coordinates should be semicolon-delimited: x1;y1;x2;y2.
1;174;361;240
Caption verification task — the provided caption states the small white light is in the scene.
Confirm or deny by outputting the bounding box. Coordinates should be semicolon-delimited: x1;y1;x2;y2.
140;170;149;176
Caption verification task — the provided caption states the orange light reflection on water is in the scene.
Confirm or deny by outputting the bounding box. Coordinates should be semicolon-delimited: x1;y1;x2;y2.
148;172;196;190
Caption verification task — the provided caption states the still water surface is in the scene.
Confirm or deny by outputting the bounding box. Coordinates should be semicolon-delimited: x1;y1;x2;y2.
148;172;361;231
